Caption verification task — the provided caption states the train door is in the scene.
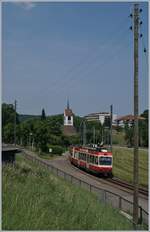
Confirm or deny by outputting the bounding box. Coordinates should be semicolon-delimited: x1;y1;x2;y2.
86;154;90;169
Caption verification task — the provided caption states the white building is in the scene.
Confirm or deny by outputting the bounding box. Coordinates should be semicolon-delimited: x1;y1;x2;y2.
85;112;117;125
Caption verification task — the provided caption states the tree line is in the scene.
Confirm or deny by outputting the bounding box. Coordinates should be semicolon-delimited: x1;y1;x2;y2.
2;103;148;155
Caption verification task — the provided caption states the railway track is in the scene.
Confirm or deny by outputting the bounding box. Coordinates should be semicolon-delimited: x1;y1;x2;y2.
69;160;148;198
21;148;148;199
106;178;148;197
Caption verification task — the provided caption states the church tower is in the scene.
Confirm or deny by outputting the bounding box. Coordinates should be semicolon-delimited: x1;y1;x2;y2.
63;98;76;136
64;98;73;126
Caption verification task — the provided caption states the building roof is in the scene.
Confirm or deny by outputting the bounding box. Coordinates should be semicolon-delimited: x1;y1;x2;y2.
85;112;110;117
115;114;145;122
64;108;73;116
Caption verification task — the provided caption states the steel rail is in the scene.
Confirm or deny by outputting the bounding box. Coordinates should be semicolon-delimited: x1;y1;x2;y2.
69;160;148;198
107;178;148;197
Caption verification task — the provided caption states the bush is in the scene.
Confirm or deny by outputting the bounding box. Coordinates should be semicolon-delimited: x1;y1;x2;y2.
112;139;119;145
67;135;80;145
48;145;64;155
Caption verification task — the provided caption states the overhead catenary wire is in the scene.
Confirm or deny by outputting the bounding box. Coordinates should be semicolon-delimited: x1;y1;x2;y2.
44;15;131;96
51;24;130;98
55;16;129;83
53;33;130;102
139;36;148;113
53;26;130;98
138;5;148;113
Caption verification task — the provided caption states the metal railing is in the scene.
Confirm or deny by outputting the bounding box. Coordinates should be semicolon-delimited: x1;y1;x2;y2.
21;149;148;227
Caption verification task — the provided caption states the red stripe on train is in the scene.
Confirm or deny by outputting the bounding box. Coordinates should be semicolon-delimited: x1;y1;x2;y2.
79;161;86;167
89;164;112;172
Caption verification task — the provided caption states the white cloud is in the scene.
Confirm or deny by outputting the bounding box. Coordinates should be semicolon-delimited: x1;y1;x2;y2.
13;2;36;10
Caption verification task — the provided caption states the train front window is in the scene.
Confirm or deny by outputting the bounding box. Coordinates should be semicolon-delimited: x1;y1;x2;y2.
99;157;112;165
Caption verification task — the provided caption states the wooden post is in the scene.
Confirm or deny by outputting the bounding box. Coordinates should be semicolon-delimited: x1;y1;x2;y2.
133;3;139;226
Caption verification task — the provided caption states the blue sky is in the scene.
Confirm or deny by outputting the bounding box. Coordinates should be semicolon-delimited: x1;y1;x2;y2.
2;1;148;116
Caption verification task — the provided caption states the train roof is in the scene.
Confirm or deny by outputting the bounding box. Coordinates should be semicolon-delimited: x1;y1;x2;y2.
70;145;112;153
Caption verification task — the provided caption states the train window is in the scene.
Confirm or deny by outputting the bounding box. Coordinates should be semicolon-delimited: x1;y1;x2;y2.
90;155;94;163
95;156;98;165
79;153;84;160
79;153;81;159
87;154;90;163
90;155;92;163
79;153;86;161
75;152;79;158
99;157;112;165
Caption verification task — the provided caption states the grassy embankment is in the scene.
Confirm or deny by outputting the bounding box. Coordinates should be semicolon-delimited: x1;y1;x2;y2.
2;154;135;230
112;131;126;146
113;147;148;187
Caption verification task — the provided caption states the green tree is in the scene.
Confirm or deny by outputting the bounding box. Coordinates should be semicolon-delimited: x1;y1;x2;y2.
124;122;134;147
3;123;14;143
2;103;20;143
139;110;148;147
19;121;31;146
34;120;49;152
74;116;83;132
41;108;46;120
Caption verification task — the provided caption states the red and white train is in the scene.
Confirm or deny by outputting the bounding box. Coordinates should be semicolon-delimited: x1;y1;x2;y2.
69;145;113;177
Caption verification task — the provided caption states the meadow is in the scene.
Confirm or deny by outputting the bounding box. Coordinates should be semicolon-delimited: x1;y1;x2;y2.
113;147;148;187
2;154;135;230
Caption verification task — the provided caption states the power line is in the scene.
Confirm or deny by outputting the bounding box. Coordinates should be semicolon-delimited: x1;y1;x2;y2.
14;100;17;146
53;27;130;97
51;24;130;99
44;16;130;96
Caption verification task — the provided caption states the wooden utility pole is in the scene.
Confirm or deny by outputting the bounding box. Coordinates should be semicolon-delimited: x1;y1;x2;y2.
133;3;139;226
83;120;86;145
93;126;95;144
110;104;113;152
14;100;17;146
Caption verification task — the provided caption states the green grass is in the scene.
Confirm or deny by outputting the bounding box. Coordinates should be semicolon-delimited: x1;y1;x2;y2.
112;131;126;145
113;147;148;187
2;154;135;230
26;147;61;160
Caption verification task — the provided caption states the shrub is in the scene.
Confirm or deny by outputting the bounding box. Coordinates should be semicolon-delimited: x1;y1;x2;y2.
48;145;64;155
67;135;80;145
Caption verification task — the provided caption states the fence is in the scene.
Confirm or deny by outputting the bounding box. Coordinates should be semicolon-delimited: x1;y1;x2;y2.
21;149;148;227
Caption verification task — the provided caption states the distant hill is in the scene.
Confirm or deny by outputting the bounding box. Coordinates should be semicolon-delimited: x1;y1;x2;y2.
19;113;64;122
19;114;40;122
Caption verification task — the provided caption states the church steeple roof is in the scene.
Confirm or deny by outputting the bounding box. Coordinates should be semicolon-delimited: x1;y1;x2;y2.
67;97;70;109
64;98;73;116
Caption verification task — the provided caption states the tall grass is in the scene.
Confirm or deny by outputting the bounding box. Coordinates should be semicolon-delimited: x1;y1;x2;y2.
112;131;126;145
2;154;135;230
113;147;148;187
